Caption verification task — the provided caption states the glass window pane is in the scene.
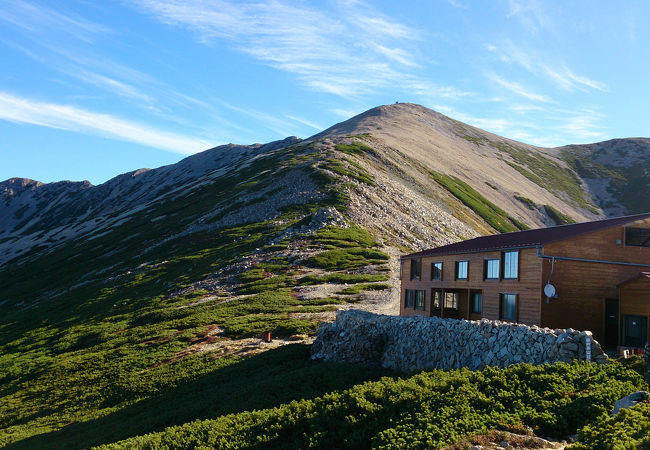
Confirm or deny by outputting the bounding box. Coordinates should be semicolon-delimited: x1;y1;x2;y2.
503;251;518;278
431;262;442;280
472;292;482;313
432;290;441;308
485;259;499;279
500;293;517;321
444;292;458;309
626;228;650;247
456;261;468;279
410;258;421;280
405;290;415;308
416;290;425;309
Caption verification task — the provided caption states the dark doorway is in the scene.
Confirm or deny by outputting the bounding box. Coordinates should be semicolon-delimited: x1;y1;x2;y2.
622;315;647;348
604;298;619;349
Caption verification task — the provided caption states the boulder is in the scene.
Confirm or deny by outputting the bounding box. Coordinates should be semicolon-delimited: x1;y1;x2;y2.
612;391;650;415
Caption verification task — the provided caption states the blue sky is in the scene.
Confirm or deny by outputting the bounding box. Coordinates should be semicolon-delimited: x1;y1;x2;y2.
1;1;648;185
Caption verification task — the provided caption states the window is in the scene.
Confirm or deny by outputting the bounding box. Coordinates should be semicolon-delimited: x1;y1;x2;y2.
626;227;650;247
502;251;519;279
500;293;517;321
431;289;442;309
455;261;468;280
484;259;500;279
431;262;442;280
444;292;459;309
432;290;441;309
410;258;422;280
471;292;482;314
405;290;415;308
415;290;425;309
405;289;425;309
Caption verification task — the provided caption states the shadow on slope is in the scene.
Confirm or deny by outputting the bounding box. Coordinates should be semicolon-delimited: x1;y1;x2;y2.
5;344;395;450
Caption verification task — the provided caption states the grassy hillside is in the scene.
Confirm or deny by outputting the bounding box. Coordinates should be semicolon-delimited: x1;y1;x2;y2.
0;143;396;448
1;133;646;448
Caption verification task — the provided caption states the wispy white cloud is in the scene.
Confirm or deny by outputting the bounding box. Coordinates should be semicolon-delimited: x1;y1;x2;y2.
371;44;419;67
216;100;296;137
74;71;156;104
331;107;366;119
489;74;552;103
411;83;475;100
557;109;608;141
0;91;211;154
432;104;515;134
287;115;323;131
541;65;608;92
0;0;109;42
486;41;608;92
432;100;608;147
504;0;553;34
132;0;466;101
446;0;469;10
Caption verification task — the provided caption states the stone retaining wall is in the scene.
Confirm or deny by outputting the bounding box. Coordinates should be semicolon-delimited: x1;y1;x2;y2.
311;310;607;372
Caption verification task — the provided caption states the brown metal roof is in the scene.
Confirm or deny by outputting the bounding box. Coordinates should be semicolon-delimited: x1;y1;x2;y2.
402;212;650;259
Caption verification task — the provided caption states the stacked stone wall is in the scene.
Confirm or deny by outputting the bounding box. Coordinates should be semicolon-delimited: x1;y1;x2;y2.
311;310;607;372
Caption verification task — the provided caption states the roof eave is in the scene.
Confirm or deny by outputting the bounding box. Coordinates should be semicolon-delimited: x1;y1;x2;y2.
400;244;539;260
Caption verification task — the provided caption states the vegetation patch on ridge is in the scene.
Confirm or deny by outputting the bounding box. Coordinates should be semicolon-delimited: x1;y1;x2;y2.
429;170;528;233
544;205;576;225
514;195;537;210
455;129;597;211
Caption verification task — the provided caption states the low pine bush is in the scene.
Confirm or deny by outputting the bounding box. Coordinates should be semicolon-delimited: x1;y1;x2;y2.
100;361;645;449
571;402;650;449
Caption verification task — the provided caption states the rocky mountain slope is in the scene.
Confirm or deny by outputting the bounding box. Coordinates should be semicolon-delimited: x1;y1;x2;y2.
558;137;650;216
0;103;648;448
4;103;647;268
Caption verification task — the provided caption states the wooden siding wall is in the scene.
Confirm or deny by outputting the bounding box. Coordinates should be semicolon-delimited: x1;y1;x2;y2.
620;280;650;316
540;218;650;343
400;248;542;325
401;218;650;343
620;279;650;348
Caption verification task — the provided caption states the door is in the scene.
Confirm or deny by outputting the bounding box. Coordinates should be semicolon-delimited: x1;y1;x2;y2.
622;315;647;348
604;298;619;349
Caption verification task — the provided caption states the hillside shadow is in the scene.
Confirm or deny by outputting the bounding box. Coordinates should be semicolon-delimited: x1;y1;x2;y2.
6;344;395;449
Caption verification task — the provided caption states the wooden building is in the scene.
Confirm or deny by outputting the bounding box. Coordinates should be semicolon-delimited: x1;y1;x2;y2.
400;213;650;349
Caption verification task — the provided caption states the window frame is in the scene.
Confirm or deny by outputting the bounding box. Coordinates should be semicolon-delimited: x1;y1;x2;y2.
415;290;425;309
501;251;519;280
471;291;482;314
444;291;459;310
499;293;518;322
405;289;415;308
431;261;443;281
455;260;469;280
432;289;441;309
484;259;500;280
410;258;422;280
625;227;650;247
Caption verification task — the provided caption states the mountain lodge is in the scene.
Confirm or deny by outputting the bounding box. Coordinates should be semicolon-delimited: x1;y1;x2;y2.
400;213;650;350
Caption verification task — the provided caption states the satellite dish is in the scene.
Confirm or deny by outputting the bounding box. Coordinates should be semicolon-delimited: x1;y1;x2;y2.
544;283;557;298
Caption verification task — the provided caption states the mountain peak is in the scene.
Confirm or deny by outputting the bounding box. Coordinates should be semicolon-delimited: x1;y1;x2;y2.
309;103;448;140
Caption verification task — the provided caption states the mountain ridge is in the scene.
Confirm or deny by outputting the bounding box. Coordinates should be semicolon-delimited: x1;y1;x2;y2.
2;104;649;269
1;102;649;448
